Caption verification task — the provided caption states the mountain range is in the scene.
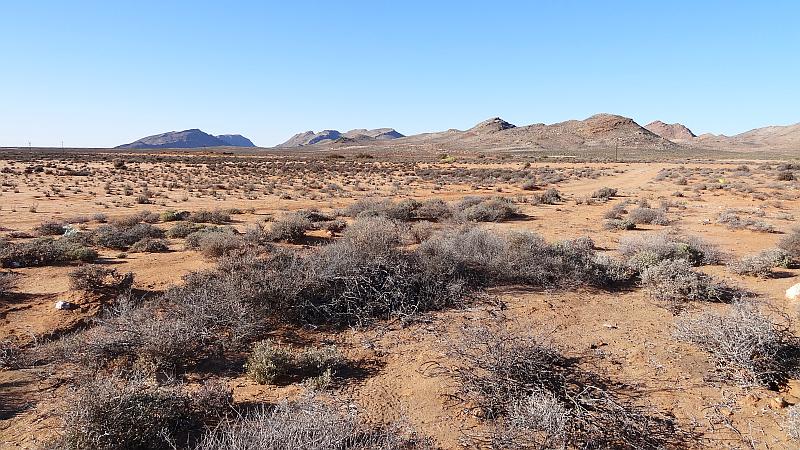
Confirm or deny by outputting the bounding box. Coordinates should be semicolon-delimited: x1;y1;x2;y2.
116;129;255;149
277;128;405;147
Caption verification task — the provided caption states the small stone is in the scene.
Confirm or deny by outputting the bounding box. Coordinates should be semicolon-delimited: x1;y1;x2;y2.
771;397;789;409
603;323;618;329
54;301;77;311
787;284;800;302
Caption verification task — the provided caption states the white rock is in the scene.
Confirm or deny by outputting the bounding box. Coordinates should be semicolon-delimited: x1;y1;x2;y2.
787;284;800;301
54;301;77;311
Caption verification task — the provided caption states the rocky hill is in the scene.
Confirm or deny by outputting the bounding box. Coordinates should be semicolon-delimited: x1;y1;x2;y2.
277;128;404;147
117;129;256;149
644;121;696;141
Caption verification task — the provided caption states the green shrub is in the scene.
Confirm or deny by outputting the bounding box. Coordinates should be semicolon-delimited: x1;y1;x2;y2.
245;339;344;385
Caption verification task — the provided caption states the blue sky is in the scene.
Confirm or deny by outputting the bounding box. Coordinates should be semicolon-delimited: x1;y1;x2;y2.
2;1;798;147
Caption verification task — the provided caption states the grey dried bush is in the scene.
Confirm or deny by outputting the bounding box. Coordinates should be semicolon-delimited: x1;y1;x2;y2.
448;327;680;449
267;213;312;243
604;203;628;220
0;271;16;294
94;223;165;250
194;400;430;450
56;375;231;450
717;211;775;233
453;196;518;222
35;220;65;236
779;227;800;260
69;265;134;293
592;187;618;200
187;209;231;225
195;232;244;258
675;302;800;387
166;221;203;238
618;232;721;271
245;339;345;385
787;405;800;440
640;259;740;311
604;219;636;231
129;237;170;253
0;236;98;268
414;198;452;221
419;227;632;290
530;187;562;205
340;216;402;253
343;198;420;221
185;227;237;249
627;207;669;225
728;248;792;278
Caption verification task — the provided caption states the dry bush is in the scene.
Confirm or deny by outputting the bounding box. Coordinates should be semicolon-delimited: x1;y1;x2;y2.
675;302;800;387
728;248;792;278
618;232;721;272
627;207;669;225
0;271;16;294
69;265;134;293
166;221;203;238
245;339;345;385
34;220;65;236
94;223;165;250
779;227;800;260
418;227;632;290
195;232;244;258
448;327;680;449
453;196;518;222
0;236;97;268
56;375;231;450
787;405;800;440
716;211;775;233
187;209;231;225
592;187;618;200
530;187;562;205
194;399;430;450
129;238;170;253
640;259;739;311
604;219;636;231
267;213;312;243
604;203;628;220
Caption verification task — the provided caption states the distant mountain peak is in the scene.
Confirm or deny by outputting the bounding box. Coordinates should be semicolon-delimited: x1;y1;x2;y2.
468;117;516;133
644;121;696;141
116;129;255;149
277;128;404;147
216;134;255;147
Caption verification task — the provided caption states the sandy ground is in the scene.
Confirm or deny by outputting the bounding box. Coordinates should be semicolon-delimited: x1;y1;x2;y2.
1;152;799;448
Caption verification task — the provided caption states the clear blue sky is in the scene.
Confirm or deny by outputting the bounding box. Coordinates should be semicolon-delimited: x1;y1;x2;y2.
2;1;798;147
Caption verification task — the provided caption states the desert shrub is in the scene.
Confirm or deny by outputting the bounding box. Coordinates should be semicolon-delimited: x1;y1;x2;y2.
675;302;800;387
779;228;800;259
618;232;721;271
641;259;739;311
166;221;203;239
530;188;562;205
57;375;231;450
418;227;631;289
94;223;165;250
343;198;420;222
448;327;679;448
604;203;628;220
520;179;537;190
778;170;795;181
187;209;231;225
268;213;312;243
453;196;518;222
0;237;97;268
194;400;428;450
195;231;244;258
414;198;452;221
323;219;347;234
728;248;792;278
159;210;186;222
129;238;170;253
35;220;65;236
245;339;345;385
69;265;134;293
0;271;16;294
592;187;618;200
603;219;636;231
627;207;669;225
787;405;800;440
340;216;402;254
717;211;775;233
